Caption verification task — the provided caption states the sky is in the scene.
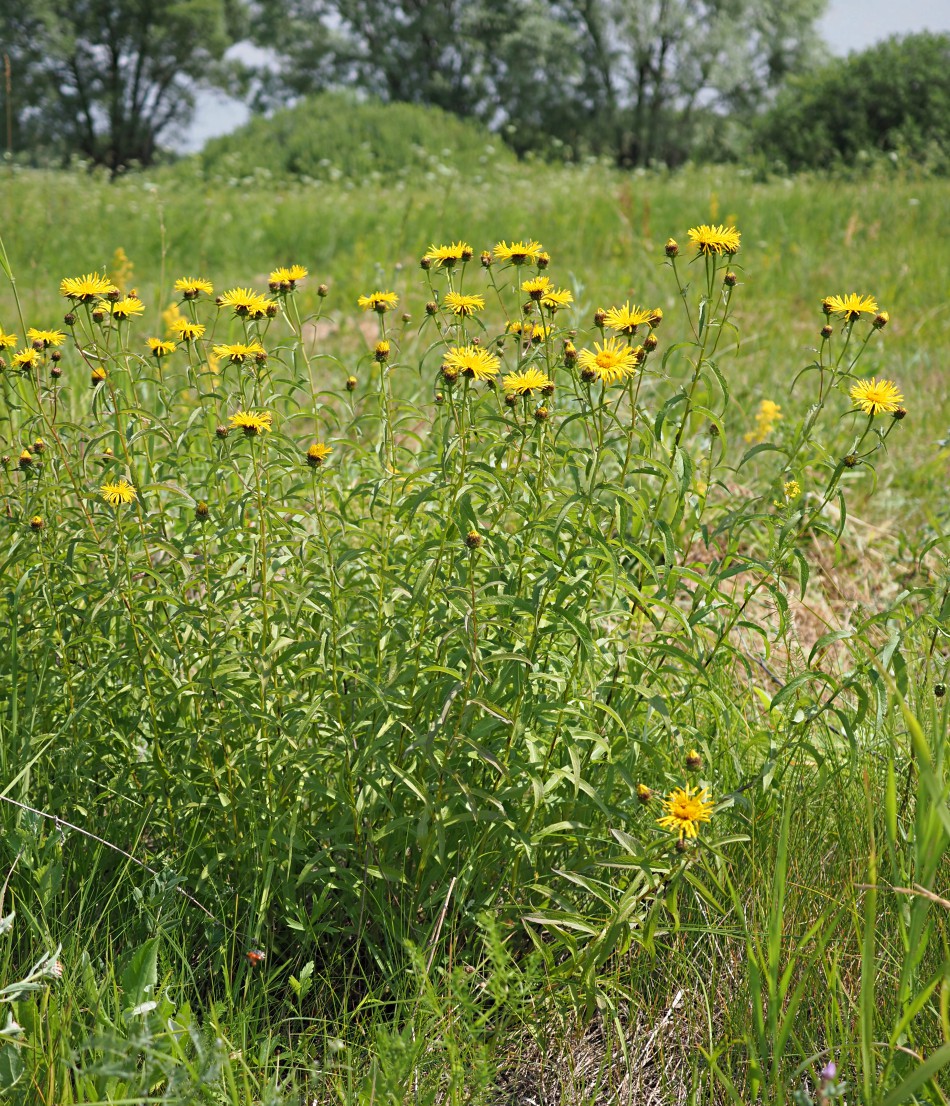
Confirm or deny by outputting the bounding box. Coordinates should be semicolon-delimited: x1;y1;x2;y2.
179;0;950;152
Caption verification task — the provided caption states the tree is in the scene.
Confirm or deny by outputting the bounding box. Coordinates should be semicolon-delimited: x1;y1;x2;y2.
0;0;246;172
250;0;827;165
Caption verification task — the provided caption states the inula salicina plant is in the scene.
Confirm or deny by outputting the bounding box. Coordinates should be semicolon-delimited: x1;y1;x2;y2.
1;220;948;1104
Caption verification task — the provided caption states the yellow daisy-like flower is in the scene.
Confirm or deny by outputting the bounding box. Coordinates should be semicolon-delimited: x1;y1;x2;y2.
147;337;176;356
212;341;266;364
357;290;399;313
219;288;271;317
687;224;741;256
576;337;639;386
443;344;500;382
269;265;308;287
306;442;332;467
603;302;654;335
60;273;118;301
174;277;214;299
657;785;715;840
744;398;783;444
99;296;145;320
824;293;879;321
100;477;137;507
502;366;552;395
424;242;471;268
26;328;66;348
521;275;553;298
170;319;206;341
0;328;18;349
91;366;107;384
443;292;485;317
849;377;903;416
229;410;273;436
494;240;543;266
12;348;40;369
540;288;573;311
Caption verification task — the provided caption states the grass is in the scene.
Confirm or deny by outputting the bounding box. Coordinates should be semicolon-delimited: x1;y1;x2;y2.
0;157;949;1105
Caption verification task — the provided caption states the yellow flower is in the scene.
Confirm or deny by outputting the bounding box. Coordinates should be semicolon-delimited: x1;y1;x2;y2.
783;480;801;500
174;276;214;299
228;410;273;436
744;399;783;444
306;442;332;467
99;296;145;320
494;240;543;265
91;366;107;384
60;273;118;301
26;328;66;348
603;302;654;335
506;320;547;342
147;337;176;356
12;348;40;369
443;292;485;317
576;337;639;385
657;785;714;840
0;328;18;349
357;290;399;313
443;344;500;382
502;367;552;395
687;224;741;256
269;265;308;289
109;247;134;293
824;293;879;321
100;477;137;506
521;275;553;299
219;288;272;317
212;341;266;364
540;288;573;311
849;377;903;416
423;242;471;268
170;319;206;341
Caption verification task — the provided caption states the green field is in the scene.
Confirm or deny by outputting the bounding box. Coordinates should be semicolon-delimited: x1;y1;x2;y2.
1;160;950;1105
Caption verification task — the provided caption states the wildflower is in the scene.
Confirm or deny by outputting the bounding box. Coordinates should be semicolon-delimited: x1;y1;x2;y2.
502;367;552;396
593;308;607;327
346;375;357;391
644;333;658;352
657;785;714;840
648;308;663;328
506;320;546;342
688;224;741;256
318;283;329;297
32;439;46;454
480;250;493;268
843;453;859;468
147;337;176;357
685;749;703;770
423;242;471;268
493;240;543;266
212;342;266;364
665;238;679;257
744;399;783;444
228;410;273;436
536;251;551;270
576;338;639;386
0;327;18;348
603;302;654;335
443;345;500;382
91;367;107;384
821;323;834;338
850;377;903;416
636;783;652;804
29;515;44;531
268;265;307;290
170;319;205;342
18;449;32;468
27;328;66;348
724;271;738;287
357;290;399;314
12;349;40;370
174;276;214;301
60;273;118;301
374;340;391;363
100;477;137;506
521;276;553;300
563;341;577;366
465;530;483;549
540;288;574;311
443;292;485;317
100;296;145;320
893;406;907;420
824;293;879;321
219;288;272;317
873;311;889;330
215;424;229;439
534;405;549;421
306;442;332;467
783;480;801;500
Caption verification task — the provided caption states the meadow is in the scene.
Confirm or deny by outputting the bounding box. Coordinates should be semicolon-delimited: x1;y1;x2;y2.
0;156;949;1105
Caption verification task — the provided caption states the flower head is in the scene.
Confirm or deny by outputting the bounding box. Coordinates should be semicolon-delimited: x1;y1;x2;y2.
12;348;40;369
493;240;543;266
783;479;801;500
443;345;500;382
228;410;273;436
657;785;714;840
824;293;879;321
212;341;266;364
521;276;553;299
358;290;399;314
849;377;903;416
174;277;214;299
27;328;66;348
99;296;145;320
540;288;574;311
306;442;332;467
423;242;471;268
147;337;176;356
576;337;639;386
502;367;552;396
744;399;783;444
60;273;118;301
443;292;485;317
688;224;741;256
219;288;273;318
0;327;17;349
269;265;308;289
603;302;654;335
100;477;137;507
91;366;107;384
169;319;206;342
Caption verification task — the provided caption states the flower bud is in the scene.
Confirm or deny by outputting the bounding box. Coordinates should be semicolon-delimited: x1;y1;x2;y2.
480;250;492;268
821;324;833;338
504;392;519;406
580;367;597;383
401;312;411;323
892;406;907;420
426;301;438;316
534;405;549;422
873;311;889;330
375;340;390;363
461;245;474;262
843;453;859;468
593;308;607;327
636;783;652;804
29;515;44;531
648;308;663;328
665;238;679;257
216;424;229;439
822;298;834;316
92;308;105;323
195;501;209;519
685;749;703;770
644;333;658;352
346;375;357;392
91;366;106;384
32;438;46;454
563;340;577;367
18;448;32;468
441;364;459;385
420;256;432;271
51;350;61;362
537;251;550;269
318;284;329;298
465;529;483;549
434;391;445;405
63;312;76;326
51;365;63;378
724;271;737;287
